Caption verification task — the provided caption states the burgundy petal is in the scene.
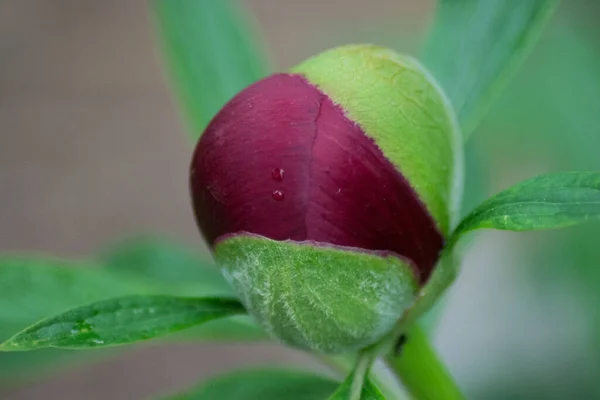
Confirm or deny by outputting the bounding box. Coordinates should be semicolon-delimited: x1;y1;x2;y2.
190;74;444;283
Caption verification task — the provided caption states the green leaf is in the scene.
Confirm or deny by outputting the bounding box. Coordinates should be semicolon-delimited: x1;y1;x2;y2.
0;255;263;382
99;236;233;297
0;257;148;383
422;0;559;139
98;236;268;342
0;256;147;341
0;256;257;343
152;0;269;140
0;295;245;351
452;172;600;241
163;368;339;400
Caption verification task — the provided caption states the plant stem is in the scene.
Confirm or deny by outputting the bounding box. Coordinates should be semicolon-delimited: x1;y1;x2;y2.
349;350;372;400
315;354;408;399
370;358;410;399
385;324;464;400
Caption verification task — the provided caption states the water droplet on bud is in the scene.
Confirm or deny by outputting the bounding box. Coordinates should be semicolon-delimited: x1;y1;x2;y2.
271;168;284;181
272;190;284;201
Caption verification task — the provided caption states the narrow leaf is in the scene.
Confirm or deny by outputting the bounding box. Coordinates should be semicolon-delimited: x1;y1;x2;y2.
0;256;262;381
152;0;269;140
452;172;600;240
0;256;146;341
0;256;260;343
98;237;267;342
0;296;245;351
164;368;339;400
0;258;149;382
422;0;559;138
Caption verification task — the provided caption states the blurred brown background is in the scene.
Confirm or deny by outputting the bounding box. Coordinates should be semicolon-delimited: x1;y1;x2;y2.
1;0;591;399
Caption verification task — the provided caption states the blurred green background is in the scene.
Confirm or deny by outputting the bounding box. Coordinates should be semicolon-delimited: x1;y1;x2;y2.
1;0;600;399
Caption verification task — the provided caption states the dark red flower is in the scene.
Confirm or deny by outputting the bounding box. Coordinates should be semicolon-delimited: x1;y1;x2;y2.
190;45;461;353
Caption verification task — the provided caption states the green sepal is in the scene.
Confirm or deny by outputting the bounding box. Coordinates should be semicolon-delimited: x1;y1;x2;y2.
214;234;418;353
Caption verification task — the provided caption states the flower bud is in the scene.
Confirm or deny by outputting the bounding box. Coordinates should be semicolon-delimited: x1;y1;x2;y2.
190;45;462;353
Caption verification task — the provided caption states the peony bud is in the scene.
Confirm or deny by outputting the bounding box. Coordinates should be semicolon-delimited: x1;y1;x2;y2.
190;45;462;353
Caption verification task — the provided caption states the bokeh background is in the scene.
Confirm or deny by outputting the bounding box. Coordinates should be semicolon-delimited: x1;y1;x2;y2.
1;0;600;399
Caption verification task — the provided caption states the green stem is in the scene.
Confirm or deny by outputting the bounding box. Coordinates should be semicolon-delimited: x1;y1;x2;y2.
349;350;373;400
385;324;464;400
316;354;408;399
370;359;410;399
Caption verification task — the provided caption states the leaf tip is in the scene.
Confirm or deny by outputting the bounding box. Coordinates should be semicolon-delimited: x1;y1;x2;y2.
0;340;17;352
